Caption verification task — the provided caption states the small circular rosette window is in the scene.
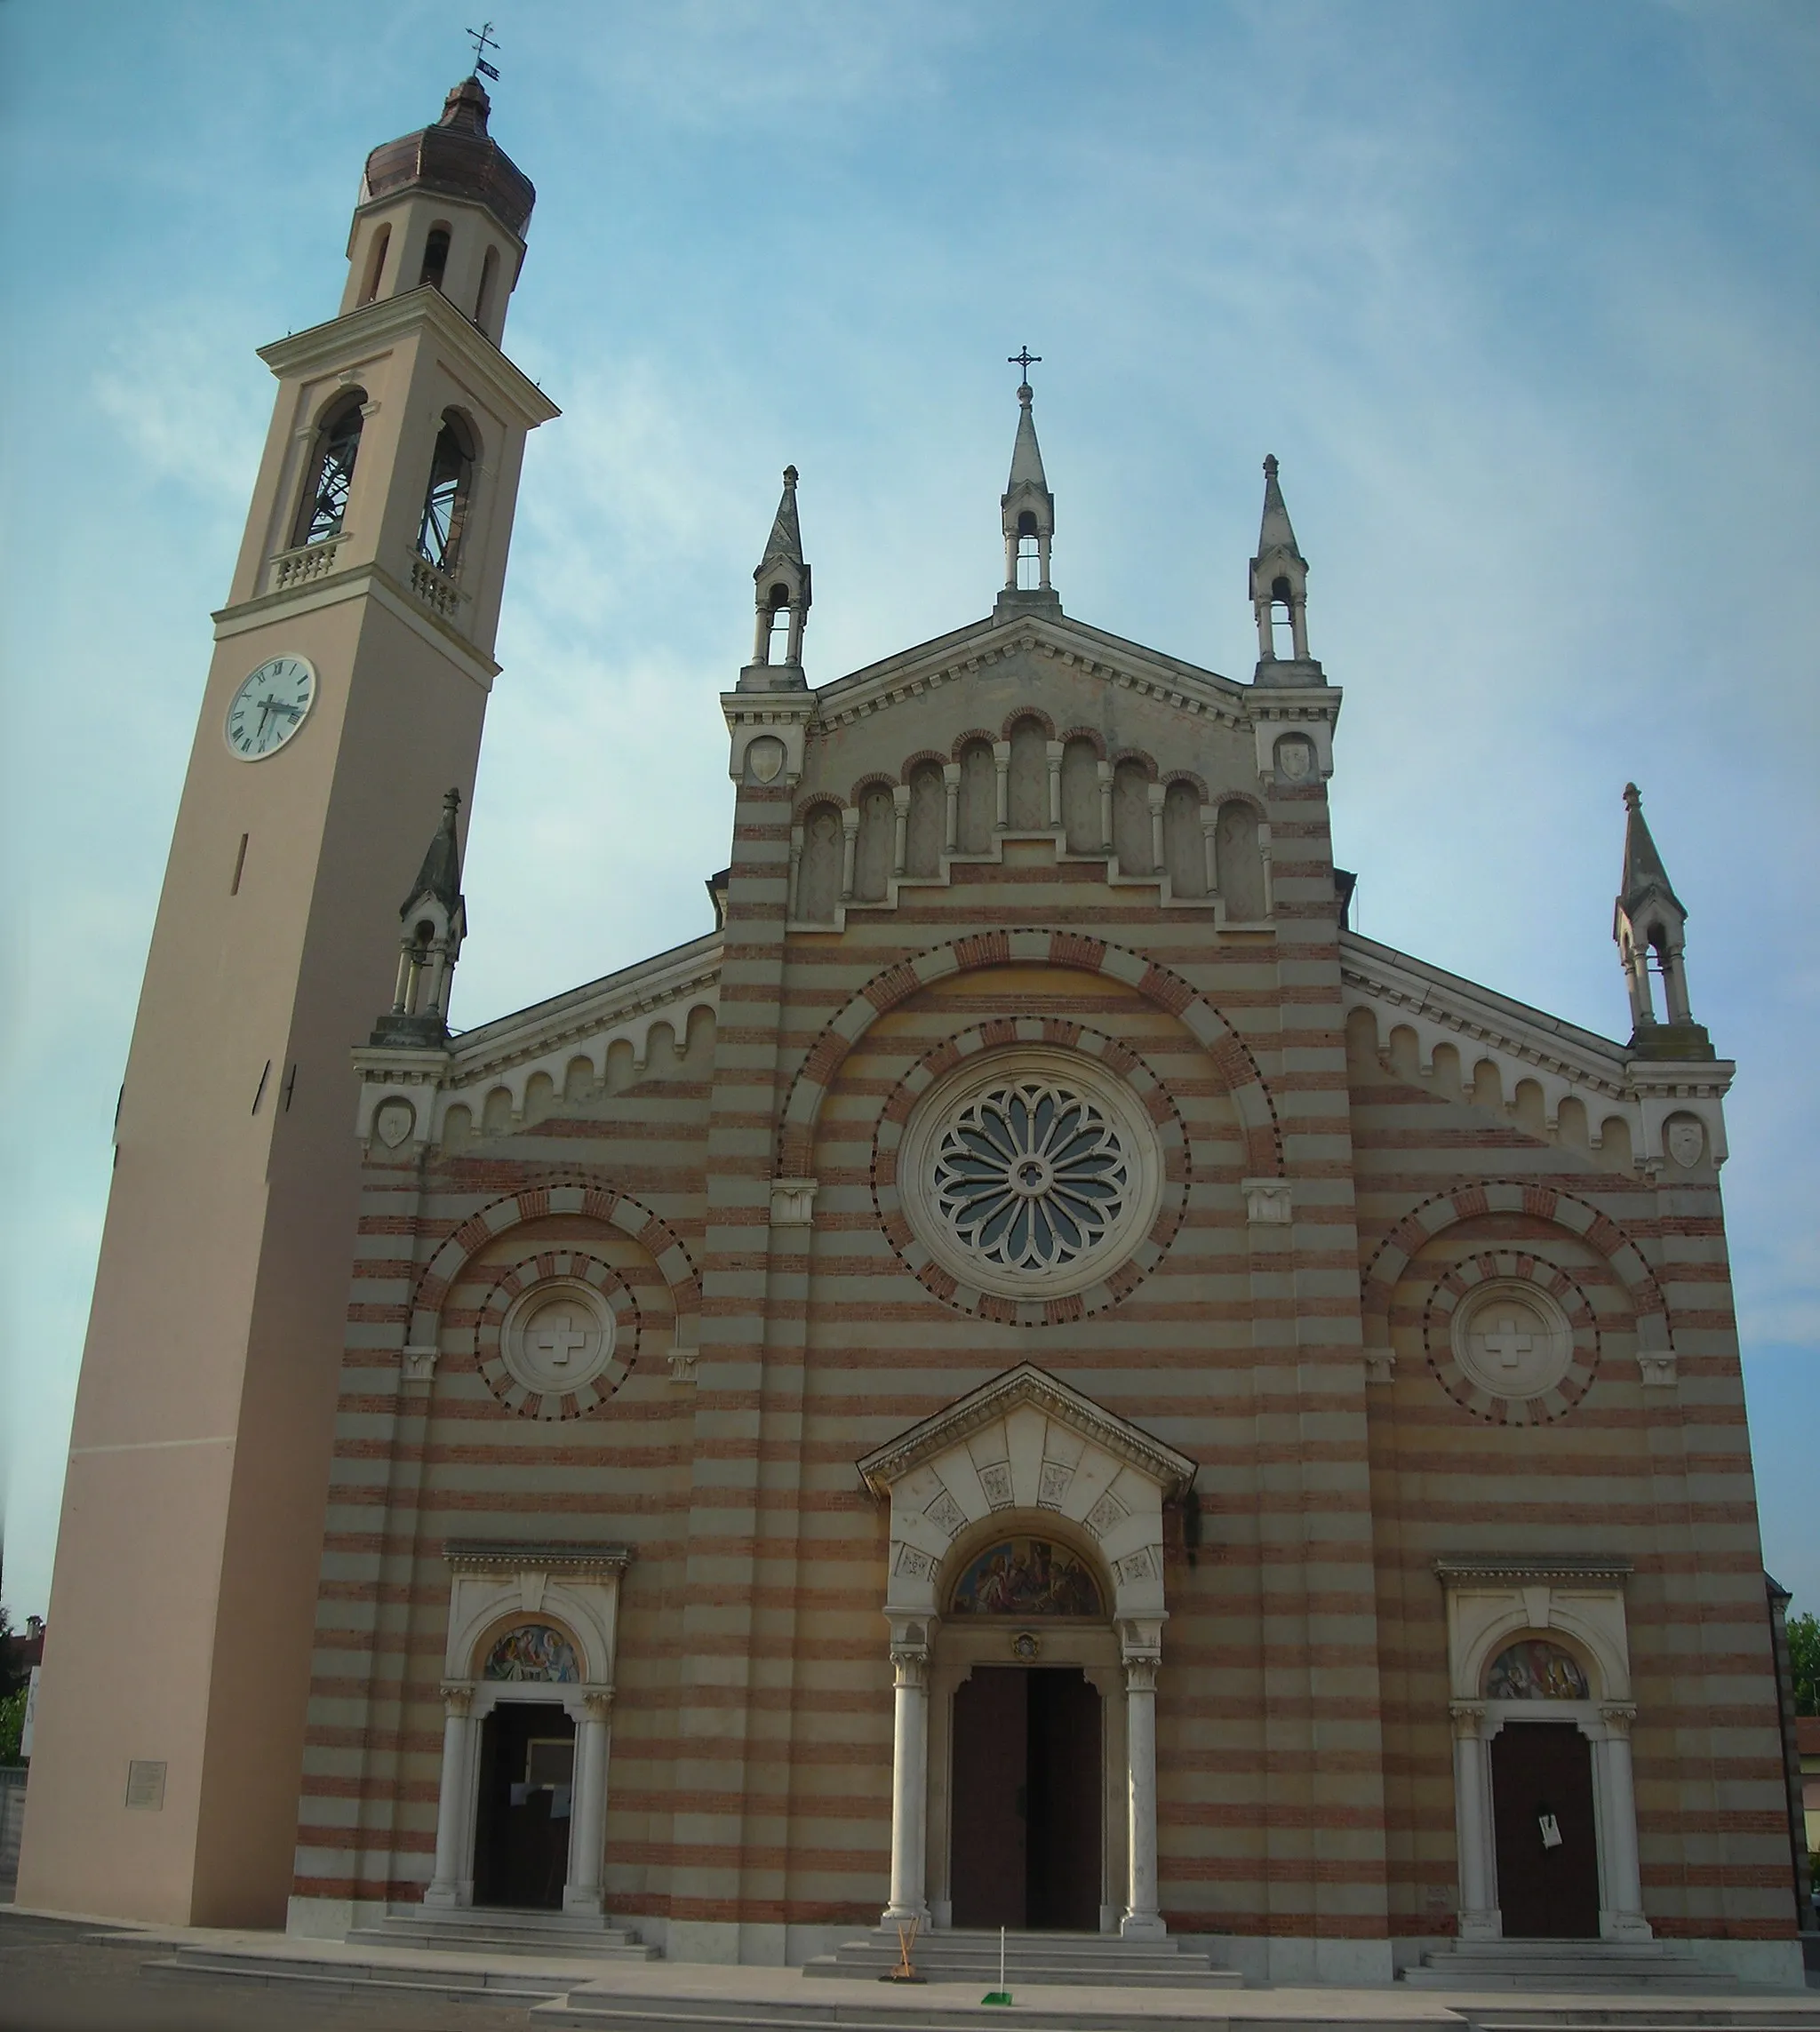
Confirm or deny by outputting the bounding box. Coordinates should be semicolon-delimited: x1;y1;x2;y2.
473;1251;640;1420
883;1037;1180;1320
1424;1249;1600;1424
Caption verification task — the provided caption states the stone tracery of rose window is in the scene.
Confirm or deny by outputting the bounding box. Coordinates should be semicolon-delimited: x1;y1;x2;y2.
932;1078;1130;1273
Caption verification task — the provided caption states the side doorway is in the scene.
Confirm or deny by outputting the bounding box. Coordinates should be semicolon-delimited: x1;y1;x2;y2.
472;1701;576;1909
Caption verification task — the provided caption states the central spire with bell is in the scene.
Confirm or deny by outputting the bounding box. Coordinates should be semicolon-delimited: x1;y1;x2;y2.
998;349;1060;618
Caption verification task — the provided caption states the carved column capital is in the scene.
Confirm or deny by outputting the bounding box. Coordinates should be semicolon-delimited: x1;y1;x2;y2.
1123;1656;1160;1694
1600;1701;1637;1737
1449;1700;1487;1739
440;1680;475;1717
582;1690;615;1724
890;1646;930;1689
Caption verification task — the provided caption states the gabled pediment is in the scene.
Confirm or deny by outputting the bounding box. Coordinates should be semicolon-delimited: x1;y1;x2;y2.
858;1365;1193;1633
858;1363;1194;1498
811;609;1253;737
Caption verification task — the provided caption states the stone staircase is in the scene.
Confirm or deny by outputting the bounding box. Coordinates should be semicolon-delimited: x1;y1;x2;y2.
1401;1939;1740;1991
803;1924;1241;1988
347;1905;659;1962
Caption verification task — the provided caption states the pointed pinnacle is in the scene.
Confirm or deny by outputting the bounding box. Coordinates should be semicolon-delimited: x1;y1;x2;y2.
1619;782;1683;918
403;786;464;917
1257;453;1301;559
757;465;803;571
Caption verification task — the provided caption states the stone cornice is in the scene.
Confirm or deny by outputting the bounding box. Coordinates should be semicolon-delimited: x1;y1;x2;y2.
810;610;1257;736
213;560;501;689
444;1539;630;1575
258;284;560;428
443;931;722;1088
1434;1556;1633;1587
857;1361;1196;1500
1341;930;1632;1097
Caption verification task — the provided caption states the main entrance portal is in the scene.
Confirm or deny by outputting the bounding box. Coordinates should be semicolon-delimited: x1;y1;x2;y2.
1490;1721;1600;1938
473;1701;576;1909
950;1667;1102;1930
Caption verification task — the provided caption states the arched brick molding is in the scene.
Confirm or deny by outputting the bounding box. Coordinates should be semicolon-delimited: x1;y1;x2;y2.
406;1173;701;1351
1359;1179;1672;1367
776;929;1281;1178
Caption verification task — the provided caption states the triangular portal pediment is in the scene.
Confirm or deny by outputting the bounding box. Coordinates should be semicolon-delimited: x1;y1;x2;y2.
859;1365;1192;1630
858;1363;1194;1498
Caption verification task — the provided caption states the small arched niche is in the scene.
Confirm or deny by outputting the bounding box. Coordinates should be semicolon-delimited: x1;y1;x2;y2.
795;800;842;921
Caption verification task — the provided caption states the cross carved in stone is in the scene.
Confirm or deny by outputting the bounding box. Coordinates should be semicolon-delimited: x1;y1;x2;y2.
1479;1313;1534;1371
532;1308;590;1368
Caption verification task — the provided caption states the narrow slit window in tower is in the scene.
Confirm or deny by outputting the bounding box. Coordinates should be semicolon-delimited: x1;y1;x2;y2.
474;246;499;329
292;393;365;548
419;226;451;292
361;226;390;305
418;411;477;573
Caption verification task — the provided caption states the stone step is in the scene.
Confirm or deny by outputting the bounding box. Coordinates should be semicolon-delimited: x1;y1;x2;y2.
803;1925;1241;1989
349;1910;660;1960
148;1944;574;2002
539;1995;1253;2032
1401;1939;1741;1993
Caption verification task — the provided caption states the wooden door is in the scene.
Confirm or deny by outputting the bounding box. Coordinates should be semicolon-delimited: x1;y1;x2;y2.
1490;1721;1600;1938
950;1668;1027;1928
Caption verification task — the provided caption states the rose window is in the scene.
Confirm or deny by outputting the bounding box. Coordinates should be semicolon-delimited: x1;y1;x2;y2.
933;1080;1129;1273
896;1045;1167;1304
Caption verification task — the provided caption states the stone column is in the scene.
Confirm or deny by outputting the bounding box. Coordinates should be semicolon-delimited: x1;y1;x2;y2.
1146;784;1166;878
563;1691;614;1915
882;1643;930;1924
1597;1705;1651;1939
942;763;961;851
992;743;1011;830
1121;1655;1165;1938
892;784;911;878
1097;761;1114;855
1201;814;1218;896
1450;1702;1498;1940
1045;741;1065;829
425;1683;477;1908
786;826;803;918
839;807;859;901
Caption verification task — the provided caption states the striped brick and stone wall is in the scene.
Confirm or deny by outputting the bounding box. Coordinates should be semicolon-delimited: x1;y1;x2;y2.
286;611;1798;1982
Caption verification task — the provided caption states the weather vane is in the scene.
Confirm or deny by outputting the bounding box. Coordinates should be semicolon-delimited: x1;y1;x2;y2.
1009;345;1042;386
467;20;500;81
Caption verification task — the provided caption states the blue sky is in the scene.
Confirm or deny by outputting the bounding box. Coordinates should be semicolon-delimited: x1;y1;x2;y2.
2;1;1816;1622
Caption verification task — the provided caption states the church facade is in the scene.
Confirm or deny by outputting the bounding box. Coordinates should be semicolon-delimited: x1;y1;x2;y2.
21;80;1805;1987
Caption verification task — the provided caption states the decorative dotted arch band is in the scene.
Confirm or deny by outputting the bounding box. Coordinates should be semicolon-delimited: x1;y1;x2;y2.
406;1175;700;1353
778;928;1280;1179
1359;1179;1672;1367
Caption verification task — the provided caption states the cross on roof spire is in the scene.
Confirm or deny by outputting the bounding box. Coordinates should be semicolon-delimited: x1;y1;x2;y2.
466;20;500;80
1008;345;1042;391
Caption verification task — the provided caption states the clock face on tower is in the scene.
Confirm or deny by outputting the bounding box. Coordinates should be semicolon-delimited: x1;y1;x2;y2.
225;655;316;761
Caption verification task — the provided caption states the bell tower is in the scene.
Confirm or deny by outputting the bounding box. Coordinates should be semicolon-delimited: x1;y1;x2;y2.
19;77;558;1926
